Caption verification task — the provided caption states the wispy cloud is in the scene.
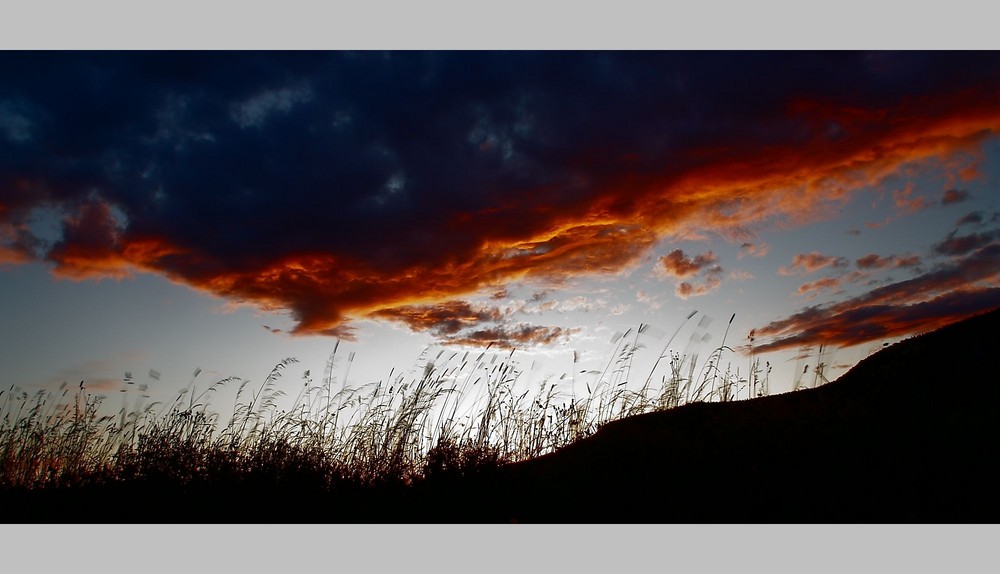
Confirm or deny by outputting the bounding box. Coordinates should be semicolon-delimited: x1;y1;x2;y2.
778;251;849;276
43;353;156;393
796;276;844;296
855;253;921;270
1;221;34;264
738;242;769;259
933;229;1000;256
795;270;869;298
756;238;1000;353
635;289;662;310
0;244;29;264
956;211;984;227
892;183;929;214
555;295;607;313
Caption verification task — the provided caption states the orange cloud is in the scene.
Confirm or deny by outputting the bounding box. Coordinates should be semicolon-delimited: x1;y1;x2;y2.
659;249;719;279
0;219;39;265
370;301;504;336
657;249;724;299
796;276;843;296
0;243;31;265
676;275;722;299
442;324;577;349
20;84;1000;340
779;252;849;276
45;200;133;281
892;183;929;214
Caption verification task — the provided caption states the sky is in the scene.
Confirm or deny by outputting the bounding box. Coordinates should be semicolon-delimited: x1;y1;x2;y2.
1;4;999;570
3;51;1000;416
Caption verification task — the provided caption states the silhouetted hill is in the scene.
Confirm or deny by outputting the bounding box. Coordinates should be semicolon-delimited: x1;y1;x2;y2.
412;306;1000;523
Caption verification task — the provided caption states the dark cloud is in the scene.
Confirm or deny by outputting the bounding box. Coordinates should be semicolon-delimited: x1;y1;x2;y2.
933;229;1000;256
2;52;1000;337
46;198;130;280
956;211;984;227
941;188;971;205
756;240;1000;353
756;287;1000;355
368;299;571;348
443;324;576;349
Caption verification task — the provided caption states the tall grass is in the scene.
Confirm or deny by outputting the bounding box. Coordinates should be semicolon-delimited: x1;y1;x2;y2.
0;312;772;493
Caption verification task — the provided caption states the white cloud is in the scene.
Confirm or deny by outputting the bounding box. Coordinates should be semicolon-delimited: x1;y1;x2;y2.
635;289;662;310
609;303;631;316
557;295;607;313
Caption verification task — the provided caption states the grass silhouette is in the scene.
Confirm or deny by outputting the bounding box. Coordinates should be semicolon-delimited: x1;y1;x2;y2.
3;307;998;522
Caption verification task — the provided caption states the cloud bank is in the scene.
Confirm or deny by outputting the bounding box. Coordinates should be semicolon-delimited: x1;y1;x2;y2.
3;52;1000;343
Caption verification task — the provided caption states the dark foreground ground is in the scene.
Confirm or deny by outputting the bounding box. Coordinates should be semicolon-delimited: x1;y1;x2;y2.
6;308;1000;523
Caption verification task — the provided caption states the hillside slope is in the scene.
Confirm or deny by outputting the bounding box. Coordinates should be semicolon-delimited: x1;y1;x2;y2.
418;306;1000;523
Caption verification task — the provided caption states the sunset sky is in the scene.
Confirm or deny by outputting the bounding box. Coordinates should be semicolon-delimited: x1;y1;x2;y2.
3;51;1000;414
